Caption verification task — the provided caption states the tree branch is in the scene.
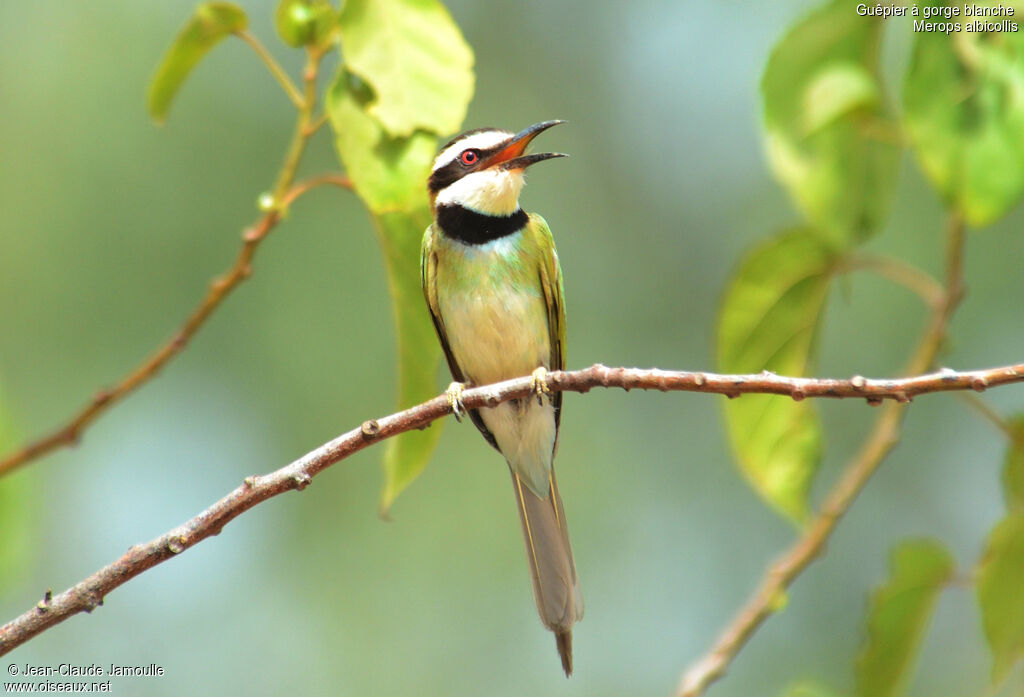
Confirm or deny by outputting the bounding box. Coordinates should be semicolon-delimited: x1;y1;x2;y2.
3;354;1023;655
0;53;347;478
677;212;968;697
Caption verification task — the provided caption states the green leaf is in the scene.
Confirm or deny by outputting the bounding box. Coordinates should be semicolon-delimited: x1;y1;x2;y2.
855;539;954;697
803;63;880;136
1003;416;1024;512
147;3;248;123
275;0;336;48
903;3;1024;226
373;210;448;513
0;384;35;591
762;0;899;247
329;72;440;211
327;71;446;513
0;476;33;592
717;229;835;522
781;681;845;697
978;512;1024;681
338;0;474;138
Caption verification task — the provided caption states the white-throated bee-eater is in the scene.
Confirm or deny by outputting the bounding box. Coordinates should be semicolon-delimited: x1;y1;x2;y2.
421;120;582;674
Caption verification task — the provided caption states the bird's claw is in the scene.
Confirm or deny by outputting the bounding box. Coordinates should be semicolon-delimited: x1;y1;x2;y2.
446;382;467;422
530;367;551;406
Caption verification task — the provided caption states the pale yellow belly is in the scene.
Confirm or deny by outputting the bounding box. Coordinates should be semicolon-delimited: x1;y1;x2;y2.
440;284;551;386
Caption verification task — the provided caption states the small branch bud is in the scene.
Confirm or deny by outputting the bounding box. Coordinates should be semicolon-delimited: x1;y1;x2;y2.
361;420;381;439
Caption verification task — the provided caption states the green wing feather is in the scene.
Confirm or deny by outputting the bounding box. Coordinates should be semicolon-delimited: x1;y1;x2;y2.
526;213;567;434
421;224;463;382
421;223;499;450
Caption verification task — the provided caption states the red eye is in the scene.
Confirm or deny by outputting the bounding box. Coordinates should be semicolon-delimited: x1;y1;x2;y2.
460;149;479;166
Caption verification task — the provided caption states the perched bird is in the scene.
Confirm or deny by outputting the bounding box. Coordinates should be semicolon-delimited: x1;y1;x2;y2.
421;121;582;674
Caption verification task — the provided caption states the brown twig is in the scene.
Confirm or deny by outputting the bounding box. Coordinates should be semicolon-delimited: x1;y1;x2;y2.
0;52;347;478
280;173;352;207
677;213;968;697
4;352;1024;654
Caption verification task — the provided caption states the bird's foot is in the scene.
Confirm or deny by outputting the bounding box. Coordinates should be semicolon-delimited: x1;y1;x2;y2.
530;367;551;406
446;381;468;422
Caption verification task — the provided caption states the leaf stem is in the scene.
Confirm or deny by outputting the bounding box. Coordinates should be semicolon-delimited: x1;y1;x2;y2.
271;48;323;202
959;393;1022;445
235;30;305;109
857;115;906;147
304;111;330;137
281;173;352;207
838;254;944;309
677;212;968;697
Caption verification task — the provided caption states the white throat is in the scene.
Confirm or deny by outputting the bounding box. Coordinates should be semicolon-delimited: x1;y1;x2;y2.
435;168;525;216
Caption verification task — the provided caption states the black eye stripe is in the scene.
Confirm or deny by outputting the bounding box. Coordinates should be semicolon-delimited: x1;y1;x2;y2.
428;160;464;192
428;143;507;193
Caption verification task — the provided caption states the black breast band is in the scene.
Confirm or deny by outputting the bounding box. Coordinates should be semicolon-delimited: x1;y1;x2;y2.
436;205;528;245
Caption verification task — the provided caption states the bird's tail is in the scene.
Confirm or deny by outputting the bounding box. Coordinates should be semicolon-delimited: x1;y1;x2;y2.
510;468;583;676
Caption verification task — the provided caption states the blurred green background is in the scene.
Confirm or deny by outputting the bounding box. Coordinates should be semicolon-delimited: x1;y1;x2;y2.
2;1;1023;695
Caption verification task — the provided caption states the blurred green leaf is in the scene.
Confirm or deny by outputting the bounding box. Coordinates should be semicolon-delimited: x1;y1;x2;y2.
903;4;1024;226
782;681;845;697
803;63;879;135
762;0;899;247
338;0;474;137
275;0;336;48
0;476;33;592
373;210;447;513
978;512;1024;681
327;71;446;514
1003;416;1024;511
717;229;835;522
0;384;34;591
329;72;440;211
855;539;954;697
147;2;248;123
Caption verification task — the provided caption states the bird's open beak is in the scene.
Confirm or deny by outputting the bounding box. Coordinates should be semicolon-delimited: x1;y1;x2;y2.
486;120;568;171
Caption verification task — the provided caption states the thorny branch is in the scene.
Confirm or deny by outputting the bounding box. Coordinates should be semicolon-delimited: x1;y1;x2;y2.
0;48;350;478
677;213;969;697
2;353;1022;655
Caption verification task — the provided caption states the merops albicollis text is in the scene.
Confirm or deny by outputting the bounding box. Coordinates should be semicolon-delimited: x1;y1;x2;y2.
421;120;582;674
